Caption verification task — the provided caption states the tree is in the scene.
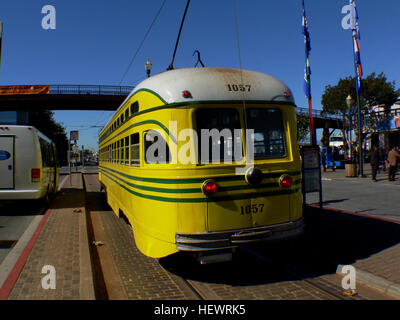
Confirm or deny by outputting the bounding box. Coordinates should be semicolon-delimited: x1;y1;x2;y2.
28;110;69;165
296;112;310;142
321;72;397;150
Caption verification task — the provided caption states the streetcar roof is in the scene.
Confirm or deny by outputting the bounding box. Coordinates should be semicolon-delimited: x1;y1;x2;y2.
100;68;295;137
123;67;294;107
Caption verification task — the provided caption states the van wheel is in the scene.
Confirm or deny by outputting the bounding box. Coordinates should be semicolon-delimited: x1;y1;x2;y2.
43;186;54;205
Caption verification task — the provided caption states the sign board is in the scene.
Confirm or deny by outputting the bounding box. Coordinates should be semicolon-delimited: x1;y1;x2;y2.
303;169;320;193
0;85;50;95
301;145;322;194
302;147;320;169
70;130;79;141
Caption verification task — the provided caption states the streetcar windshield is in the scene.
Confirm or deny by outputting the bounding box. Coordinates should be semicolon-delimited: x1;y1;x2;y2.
195;107;286;164
245;108;286;159
195;108;242;164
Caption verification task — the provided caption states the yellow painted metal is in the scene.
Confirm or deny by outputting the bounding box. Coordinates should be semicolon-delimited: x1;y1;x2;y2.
98;79;303;259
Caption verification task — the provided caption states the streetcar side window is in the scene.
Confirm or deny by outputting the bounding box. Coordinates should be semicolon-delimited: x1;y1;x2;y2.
130;133;140;166
144;130;171;164
245;108;286;158
116;140;120;163
125;108;129;121
130;101;139;115
125;136;129;165
120;139;124;164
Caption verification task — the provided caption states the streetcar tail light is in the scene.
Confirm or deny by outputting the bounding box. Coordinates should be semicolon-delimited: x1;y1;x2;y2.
279;175;292;188
32;168;41;182
202;180;218;195
182;90;192;98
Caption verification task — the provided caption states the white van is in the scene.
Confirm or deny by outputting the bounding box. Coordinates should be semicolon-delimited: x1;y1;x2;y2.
0;125;59;201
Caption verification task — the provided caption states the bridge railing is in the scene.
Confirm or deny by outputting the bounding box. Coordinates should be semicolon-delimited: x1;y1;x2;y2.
49;85;134;96
297;107;342;121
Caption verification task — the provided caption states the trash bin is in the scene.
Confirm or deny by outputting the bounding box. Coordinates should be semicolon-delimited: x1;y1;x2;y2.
345;162;356;177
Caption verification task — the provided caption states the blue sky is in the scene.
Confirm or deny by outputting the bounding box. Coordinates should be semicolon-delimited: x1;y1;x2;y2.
1;0;399;150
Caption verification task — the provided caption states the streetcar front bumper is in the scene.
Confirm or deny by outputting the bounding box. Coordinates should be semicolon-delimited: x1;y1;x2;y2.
175;217;304;251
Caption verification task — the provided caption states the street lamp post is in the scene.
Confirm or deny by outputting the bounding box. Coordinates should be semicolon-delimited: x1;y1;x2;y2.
145;59;152;78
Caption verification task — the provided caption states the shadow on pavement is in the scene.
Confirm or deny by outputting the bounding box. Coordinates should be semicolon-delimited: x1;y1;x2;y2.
303;205;400;266
160;206;400;286
0;200;47;216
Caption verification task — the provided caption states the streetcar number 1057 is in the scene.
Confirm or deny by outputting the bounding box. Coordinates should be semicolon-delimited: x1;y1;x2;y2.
240;204;264;215
227;84;251;92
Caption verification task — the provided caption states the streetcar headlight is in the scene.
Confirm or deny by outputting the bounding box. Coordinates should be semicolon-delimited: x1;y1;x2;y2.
279;174;292;188
202;180;218;195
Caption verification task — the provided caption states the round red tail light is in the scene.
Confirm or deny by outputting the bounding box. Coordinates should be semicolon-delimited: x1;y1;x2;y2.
279;175;292;188
182;90;192;98
202;180;218;195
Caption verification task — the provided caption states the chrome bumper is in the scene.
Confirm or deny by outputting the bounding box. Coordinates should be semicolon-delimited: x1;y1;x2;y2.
175;218;304;251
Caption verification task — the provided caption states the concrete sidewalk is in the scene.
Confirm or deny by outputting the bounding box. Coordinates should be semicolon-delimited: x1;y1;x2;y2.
305;165;400;299
1;173;94;300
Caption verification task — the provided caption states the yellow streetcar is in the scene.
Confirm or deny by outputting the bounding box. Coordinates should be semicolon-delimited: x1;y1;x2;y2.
98;67;304;263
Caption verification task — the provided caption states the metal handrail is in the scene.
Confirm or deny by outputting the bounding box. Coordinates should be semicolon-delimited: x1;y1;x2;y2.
296;107;342;121
48;85;134;96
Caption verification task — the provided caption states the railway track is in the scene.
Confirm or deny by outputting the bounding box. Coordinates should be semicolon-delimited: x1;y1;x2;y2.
81;171;369;301
158;245;359;301
239;247;351;300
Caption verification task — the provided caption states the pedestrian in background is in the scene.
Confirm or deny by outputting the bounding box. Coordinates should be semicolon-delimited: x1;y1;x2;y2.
380;148;386;172
321;148;326;172
370;146;380;181
388;147;400;181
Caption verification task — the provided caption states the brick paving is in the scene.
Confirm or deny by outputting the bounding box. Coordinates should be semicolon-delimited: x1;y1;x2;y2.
8;173;87;300
83;174;199;300
3;169;399;300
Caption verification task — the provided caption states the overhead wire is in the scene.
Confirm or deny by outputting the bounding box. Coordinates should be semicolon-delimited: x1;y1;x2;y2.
118;0;167;85
232;0;251;167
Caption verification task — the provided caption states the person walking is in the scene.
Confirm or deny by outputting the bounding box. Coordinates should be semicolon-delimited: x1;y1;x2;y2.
321;148;327;172
380;148;386;172
370;146;380;181
388;147;400;181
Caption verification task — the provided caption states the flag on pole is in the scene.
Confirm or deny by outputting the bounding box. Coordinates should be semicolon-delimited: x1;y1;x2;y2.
0;22;3;73
302;0;315;144
350;0;362;93
302;0;312;101
350;0;360;39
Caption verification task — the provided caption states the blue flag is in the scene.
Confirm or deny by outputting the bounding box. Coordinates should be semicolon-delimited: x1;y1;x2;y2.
350;0;362;93
302;0;311;100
